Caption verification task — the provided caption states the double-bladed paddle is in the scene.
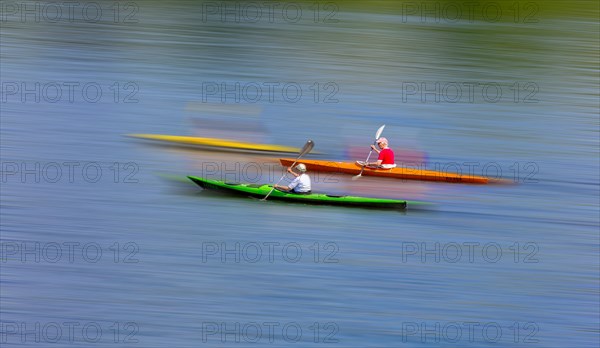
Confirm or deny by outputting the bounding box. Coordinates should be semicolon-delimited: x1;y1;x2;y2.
262;140;314;201
352;125;386;180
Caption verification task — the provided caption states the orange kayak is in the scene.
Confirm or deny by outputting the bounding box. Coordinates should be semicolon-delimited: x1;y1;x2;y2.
279;158;504;184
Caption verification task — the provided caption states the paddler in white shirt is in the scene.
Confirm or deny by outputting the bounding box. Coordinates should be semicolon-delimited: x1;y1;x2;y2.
274;163;312;194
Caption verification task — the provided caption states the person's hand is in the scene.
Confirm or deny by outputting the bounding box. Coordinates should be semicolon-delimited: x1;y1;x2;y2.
371;144;377;151
287;167;294;174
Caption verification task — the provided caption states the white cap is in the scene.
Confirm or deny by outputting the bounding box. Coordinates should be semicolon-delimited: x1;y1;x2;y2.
295;163;307;172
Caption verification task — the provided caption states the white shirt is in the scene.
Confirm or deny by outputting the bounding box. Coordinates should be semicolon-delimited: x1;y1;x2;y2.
288;173;311;193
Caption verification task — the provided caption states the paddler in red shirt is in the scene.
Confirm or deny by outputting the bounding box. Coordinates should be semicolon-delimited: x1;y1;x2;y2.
366;137;396;169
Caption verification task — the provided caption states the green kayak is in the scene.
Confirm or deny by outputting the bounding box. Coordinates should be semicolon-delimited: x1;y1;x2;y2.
187;176;407;210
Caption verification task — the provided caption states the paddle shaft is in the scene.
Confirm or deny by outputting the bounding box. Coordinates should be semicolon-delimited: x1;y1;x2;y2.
355;125;385;178
263;161;299;200
275;158;301;185
357;142;377;176
262;140;313;200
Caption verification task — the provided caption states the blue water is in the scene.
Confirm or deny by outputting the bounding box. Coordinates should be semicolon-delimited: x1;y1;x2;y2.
1;1;599;347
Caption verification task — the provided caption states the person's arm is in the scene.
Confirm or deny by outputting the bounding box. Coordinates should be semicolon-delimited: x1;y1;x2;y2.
368;148;384;166
274;184;291;191
370;145;381;154
287;167;299;177
285;176;301;191
275;171;300;191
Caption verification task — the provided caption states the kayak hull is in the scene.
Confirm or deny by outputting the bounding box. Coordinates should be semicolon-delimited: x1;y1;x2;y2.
127;134;301;154
188;176;407;210
279;159;496;184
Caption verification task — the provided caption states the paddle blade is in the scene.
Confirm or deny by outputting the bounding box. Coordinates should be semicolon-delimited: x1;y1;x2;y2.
375;125;386;140
299;140;314;157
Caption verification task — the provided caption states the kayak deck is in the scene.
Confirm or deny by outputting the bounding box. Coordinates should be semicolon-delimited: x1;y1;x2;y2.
279;158;502;184
188;176;407;210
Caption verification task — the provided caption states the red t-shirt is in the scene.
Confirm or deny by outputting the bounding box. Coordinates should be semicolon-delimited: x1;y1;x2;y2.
378;148;395;165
